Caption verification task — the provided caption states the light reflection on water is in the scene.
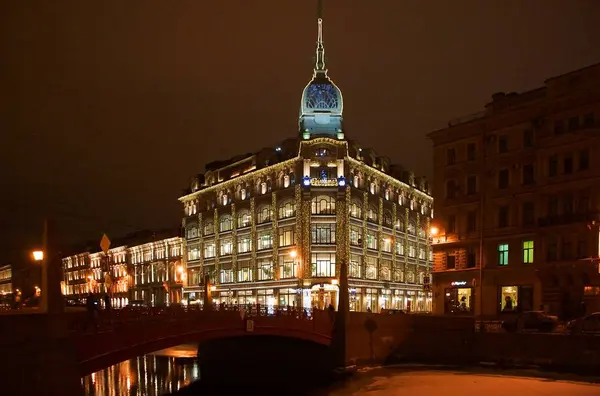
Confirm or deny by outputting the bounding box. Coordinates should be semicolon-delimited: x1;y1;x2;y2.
82;354;200;396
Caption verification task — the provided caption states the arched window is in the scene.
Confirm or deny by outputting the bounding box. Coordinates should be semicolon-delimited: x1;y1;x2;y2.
395;215;405;232
408;220;416;235
419;224;427;238
370;182;376;195
289;173;295;185
384;189;390;200
311;196;336;215
221;194;228;206
383;211;393;228
237;211;251;228
398;194;405;206
283;175;290;188
353;175;359;188
257;206;272;224
204;221;214;236
260;182;267;195
219;216;232;232
186;226;198;239
349;201;362;219
366;205;378;223
240;189;247;200
278;201;295;219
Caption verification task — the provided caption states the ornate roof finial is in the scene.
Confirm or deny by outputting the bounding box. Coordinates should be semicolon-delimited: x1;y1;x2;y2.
315;0;326;72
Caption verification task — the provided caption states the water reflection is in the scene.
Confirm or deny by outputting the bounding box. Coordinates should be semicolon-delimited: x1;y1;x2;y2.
82;353;200;396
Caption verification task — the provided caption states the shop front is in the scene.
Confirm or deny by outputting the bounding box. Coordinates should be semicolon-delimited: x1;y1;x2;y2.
278;288;299;308
444;280;475;315
257;289;275;308
309;283;338;310
498;284;533;313
236;290;255;305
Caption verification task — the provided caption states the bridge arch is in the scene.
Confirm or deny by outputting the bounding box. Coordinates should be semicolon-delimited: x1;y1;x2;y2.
76;310;333;376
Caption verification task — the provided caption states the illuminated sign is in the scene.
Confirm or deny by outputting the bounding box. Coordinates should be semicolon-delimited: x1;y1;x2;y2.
451;281;467;287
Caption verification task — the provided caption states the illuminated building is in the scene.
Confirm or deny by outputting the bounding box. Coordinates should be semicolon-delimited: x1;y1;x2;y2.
0;264;12;306
129;232;183;306
179;12;433;312
62;230;183;307
429;63;600;317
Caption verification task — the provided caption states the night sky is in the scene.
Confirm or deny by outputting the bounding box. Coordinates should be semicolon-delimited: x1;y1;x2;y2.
2;1;600;264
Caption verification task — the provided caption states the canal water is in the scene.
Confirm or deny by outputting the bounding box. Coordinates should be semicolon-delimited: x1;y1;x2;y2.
82;343;337;395
83;345;600;396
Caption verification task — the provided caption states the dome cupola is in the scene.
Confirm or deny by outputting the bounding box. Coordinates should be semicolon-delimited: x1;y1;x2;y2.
299;13;344;140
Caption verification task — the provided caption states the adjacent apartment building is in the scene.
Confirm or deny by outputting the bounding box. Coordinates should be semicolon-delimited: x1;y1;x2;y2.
429;63;600;318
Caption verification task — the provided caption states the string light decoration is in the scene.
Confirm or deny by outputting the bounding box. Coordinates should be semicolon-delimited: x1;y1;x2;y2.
335;193;347;279
377;197;384;281
197;212;204;281
361;191;368;278
250;197;257;281
231;203;237;283
345;185;351;278
346;157;433;202
271;192;279;280
302;200;311;279
179;158;299;201
213;208;220;284
392;203;398;281
294;185;303;280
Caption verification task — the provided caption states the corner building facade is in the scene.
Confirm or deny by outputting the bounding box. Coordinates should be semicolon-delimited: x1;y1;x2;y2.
179;16;433;312
429;63;600;318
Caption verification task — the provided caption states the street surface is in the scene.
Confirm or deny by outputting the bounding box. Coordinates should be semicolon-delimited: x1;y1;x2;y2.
328;367;600;396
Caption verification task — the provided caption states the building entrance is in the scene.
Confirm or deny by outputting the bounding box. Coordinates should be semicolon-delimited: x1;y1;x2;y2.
310;283;338;310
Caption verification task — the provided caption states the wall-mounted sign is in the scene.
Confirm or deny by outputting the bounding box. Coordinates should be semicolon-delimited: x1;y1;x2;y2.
451;281;467;287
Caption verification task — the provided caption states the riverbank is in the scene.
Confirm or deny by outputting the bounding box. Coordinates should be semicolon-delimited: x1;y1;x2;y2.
168;364;600;396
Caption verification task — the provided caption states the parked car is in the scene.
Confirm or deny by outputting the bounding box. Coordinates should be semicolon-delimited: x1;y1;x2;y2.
567;312;600;334
501;311;559;333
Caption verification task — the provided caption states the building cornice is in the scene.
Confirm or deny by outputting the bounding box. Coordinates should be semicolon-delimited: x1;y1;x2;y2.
178;157;299;202
346;157;432;201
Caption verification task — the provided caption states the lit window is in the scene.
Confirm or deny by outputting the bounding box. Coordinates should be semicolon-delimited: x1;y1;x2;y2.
278;202;295;219
222;194;228;206
220;239;232;256
241;189;247;200
370;182;375;194
260;182;267;195
237;212;251;228
498;243;509;266
257;231;273;250
523;240;534;263
283;175;290;188
500;286;518;312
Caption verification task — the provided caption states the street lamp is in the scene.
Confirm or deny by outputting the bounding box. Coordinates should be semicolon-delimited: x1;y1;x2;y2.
430;226;439;236
289;250;297;258
32;250;44;262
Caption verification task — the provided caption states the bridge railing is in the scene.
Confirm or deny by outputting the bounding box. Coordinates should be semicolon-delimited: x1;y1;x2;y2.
70;304;333;334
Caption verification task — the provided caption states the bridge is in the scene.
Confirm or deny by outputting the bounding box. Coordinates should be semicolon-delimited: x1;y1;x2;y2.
0;304;336;395
73;305;333;375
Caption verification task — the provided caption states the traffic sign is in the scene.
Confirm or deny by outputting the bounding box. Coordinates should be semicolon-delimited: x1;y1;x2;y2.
100;234;111;253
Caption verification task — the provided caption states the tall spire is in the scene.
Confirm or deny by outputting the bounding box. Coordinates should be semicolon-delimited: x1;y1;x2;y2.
315;0;325;72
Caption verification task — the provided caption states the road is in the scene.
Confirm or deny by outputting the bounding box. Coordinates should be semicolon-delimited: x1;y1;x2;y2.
328;367;600;396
